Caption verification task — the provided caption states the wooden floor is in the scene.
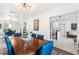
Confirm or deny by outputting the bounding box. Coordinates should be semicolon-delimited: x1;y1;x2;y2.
53;47;74;55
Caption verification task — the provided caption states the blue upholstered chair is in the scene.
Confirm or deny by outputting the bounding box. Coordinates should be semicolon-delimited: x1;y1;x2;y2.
39;41;54;55
37;34;44;40
14;32;21;37
5;30;14;36
5;36;15;55
32;33;36;38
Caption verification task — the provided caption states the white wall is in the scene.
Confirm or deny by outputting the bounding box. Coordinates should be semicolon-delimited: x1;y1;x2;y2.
27;4;79;40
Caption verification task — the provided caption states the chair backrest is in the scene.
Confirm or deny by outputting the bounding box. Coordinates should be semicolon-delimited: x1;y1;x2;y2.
37;34;44;40
32;33;36;38
14;32;21;37
5;30;14;36
39;41;54;55
5;36;15;55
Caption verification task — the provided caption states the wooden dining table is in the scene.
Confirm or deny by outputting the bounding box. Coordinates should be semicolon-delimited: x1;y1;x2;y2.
9;36;48;55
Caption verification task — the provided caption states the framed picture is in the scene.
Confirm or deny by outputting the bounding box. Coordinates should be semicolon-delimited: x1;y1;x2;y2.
33;19;39;31
23;22;26;31
71;23;77;30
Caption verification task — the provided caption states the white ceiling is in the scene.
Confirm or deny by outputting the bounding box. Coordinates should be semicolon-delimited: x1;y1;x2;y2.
29;3;65;16
0;3;79;20
0;3;65;16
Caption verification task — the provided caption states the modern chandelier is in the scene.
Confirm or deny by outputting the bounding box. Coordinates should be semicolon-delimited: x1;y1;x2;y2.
17;3;32;13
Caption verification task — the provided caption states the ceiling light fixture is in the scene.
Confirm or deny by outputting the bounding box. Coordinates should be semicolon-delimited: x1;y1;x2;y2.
17;3;32;13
